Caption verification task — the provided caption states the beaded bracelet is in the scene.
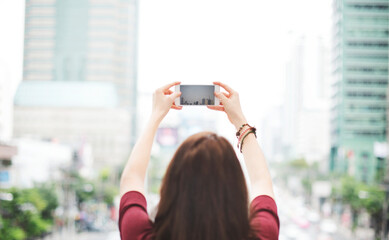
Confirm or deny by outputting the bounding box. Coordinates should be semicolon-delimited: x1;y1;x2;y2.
239;130;256;153
236;123;252;137
237;127;253;147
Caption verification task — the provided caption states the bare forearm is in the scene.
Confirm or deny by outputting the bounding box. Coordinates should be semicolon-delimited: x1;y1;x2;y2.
119;82;181;196
241;134;274;199
209;82;275;199
233;121;274;199
120;114;161;196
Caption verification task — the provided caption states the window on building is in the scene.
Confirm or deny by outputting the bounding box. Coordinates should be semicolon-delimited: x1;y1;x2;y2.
346;78;387;86
346;91;386;99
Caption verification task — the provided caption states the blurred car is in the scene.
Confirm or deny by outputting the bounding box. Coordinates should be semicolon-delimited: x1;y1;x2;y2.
293;216;310;229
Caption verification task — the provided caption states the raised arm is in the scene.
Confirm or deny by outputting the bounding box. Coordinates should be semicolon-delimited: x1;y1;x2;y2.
120;82;182;196
207;82;275;200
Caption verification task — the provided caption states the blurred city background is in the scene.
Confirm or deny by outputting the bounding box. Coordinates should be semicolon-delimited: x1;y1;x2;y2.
0;0;388;239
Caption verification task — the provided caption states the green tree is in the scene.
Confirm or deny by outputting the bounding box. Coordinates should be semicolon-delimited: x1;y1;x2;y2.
287;158;315;202
0;215;26;240
36;183;58;221
289;158;309;170
360;184;385;238
102;184;119;206
339;176;364;230
0;186;57;239
68;172;96;206
337;176;385;237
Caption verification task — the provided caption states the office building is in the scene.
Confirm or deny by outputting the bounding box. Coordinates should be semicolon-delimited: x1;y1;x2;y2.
0;143;18;188
282;34;331;164
330;0;388;182
14;81;133;167
23;0;137;107
261;106;285;163
14;0;138;168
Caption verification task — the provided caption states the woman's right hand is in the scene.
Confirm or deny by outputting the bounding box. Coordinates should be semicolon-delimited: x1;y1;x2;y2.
207;82;247;130
151;82;182;122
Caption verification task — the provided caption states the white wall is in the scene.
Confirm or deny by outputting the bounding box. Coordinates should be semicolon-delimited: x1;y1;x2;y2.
11;138;72;188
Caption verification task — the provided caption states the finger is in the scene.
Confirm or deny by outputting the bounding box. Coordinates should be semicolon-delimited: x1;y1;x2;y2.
214;91;228;102
207;105;225;111
213;82;234;94
222;92;230;98
169;91;182;100
164;89;173;95
161;81;181;91
171;105;183;110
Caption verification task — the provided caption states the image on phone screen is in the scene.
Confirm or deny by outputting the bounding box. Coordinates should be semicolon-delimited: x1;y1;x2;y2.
180;85;215;105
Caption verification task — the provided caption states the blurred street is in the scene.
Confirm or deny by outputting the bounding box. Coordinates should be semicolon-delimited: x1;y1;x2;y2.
276;186;374;240
43;231;119;240
38;182;377;240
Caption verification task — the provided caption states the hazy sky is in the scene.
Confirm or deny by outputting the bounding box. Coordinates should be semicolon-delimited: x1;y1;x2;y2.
0;0;332;122
0;0;25;94
138;0;332;121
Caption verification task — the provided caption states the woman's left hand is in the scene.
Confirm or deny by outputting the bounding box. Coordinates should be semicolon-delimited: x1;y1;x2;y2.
152;82;182;121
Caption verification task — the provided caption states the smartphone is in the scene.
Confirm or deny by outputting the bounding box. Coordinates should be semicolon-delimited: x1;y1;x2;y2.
175;84;220;106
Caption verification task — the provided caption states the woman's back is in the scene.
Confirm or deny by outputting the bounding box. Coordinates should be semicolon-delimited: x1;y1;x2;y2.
152;132;251;240
119;82;279;240
119;191;279;240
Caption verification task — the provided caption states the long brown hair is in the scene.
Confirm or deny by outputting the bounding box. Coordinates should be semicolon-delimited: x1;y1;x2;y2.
153;132;253;240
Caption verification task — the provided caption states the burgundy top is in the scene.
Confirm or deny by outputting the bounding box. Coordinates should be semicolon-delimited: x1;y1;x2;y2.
119;191;280;240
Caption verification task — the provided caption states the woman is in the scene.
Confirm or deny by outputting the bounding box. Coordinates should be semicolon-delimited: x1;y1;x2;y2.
119;82;279;240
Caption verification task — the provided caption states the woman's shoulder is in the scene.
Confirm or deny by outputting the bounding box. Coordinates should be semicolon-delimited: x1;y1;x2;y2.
250;195;278;213
249;195;280;240
119;191;154;240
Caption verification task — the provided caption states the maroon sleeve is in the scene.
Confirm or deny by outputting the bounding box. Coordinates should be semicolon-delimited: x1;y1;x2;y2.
250;195;280;240
119;191;153;240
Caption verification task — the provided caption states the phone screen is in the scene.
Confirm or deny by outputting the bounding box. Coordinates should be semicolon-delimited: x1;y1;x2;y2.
180;85;215;105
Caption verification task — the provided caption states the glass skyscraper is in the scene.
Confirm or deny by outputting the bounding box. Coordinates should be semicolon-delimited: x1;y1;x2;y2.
330;0;389;182
23;0;137;107
15;0;138;168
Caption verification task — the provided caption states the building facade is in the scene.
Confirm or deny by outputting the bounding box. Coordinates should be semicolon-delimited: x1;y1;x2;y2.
15;0;138;168
23;0;137;107
14;81;133;167
330;0;388;182
281;34;332;164
0;144;18;188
